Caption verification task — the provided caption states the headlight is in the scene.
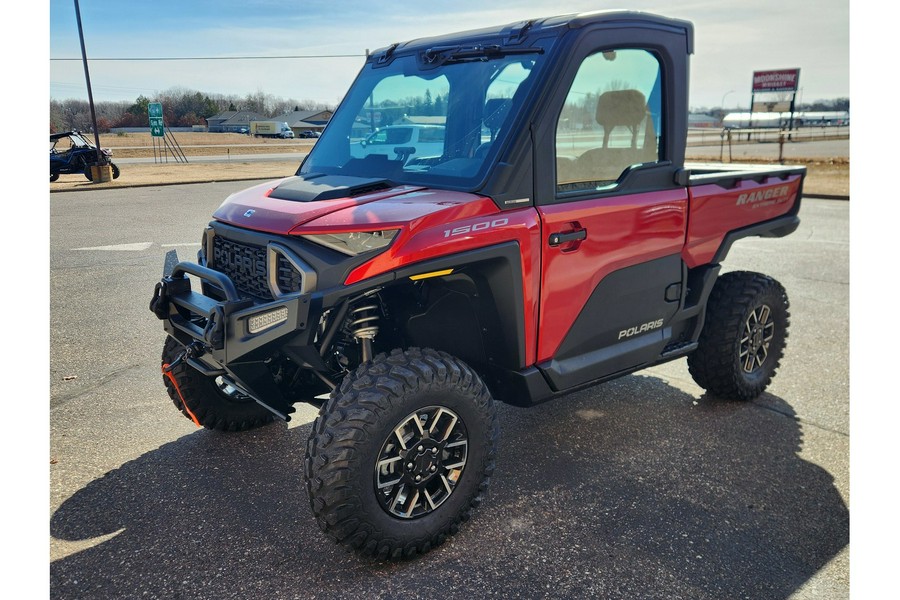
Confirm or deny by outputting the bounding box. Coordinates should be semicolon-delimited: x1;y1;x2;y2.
300;230;399;256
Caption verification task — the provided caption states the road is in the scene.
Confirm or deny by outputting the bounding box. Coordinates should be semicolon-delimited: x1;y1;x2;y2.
114;136;850;166
49;183;849;599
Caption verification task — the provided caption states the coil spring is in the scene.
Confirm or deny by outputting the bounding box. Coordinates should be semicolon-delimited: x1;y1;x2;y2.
349;304;380;340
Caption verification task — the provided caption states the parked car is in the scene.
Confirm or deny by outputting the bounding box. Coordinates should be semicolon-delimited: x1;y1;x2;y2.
300;130;321;138
349;124;445;161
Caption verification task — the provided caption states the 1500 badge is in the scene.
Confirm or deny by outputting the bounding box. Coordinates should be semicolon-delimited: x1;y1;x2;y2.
443;218;509;238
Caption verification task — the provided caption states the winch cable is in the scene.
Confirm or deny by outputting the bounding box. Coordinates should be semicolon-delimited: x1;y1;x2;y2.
161;363;202;428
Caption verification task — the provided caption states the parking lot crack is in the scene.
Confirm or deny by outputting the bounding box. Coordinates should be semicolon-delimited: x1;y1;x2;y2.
51;364;142;408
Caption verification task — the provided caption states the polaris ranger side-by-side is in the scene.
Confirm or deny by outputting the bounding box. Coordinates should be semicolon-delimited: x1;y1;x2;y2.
151;11;804;559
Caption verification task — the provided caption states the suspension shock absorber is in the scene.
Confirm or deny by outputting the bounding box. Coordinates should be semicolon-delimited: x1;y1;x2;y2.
349;303;380;363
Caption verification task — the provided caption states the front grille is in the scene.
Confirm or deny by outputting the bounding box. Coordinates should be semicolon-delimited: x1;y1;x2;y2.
276;255;303;294
213;237;271;299
211;235;306;300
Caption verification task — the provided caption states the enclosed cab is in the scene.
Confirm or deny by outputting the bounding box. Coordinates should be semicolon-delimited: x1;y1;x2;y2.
152;11;804;560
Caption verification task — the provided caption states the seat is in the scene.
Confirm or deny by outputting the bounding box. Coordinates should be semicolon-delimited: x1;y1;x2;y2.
475;98;512;158
572;90;657;184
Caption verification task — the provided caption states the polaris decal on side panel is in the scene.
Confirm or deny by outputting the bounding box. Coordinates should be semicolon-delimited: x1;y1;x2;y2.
618;319;664;340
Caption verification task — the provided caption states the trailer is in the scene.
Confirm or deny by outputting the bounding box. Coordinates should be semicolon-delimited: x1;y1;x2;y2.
723;111;849;129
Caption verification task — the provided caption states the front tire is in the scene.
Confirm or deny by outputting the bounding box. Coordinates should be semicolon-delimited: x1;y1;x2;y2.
305;348;499;559
111;163;120;179
688;271;789;400
161;336;275;431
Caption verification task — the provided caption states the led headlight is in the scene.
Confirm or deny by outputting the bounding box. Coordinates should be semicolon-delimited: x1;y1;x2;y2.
247;306;289;334
300;230;399;256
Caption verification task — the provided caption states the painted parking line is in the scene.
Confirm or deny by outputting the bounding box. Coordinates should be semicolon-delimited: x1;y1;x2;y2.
71;242;202;251
73;242;154;252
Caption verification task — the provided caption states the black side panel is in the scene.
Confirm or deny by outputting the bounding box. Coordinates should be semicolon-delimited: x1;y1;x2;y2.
405;278;488;367
540;254;683;391
394;242;527;370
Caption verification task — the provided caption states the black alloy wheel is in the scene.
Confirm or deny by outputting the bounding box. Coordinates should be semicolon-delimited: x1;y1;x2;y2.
374;406;469;519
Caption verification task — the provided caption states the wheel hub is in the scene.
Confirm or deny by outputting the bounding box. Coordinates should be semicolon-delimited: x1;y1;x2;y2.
404;441;443;485
374;406;469;519
741;304;775;373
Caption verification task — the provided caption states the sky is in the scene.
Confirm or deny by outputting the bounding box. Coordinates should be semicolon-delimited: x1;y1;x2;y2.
48;0;850;111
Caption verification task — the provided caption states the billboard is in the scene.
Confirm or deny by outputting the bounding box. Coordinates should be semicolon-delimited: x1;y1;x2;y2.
752;69;801;93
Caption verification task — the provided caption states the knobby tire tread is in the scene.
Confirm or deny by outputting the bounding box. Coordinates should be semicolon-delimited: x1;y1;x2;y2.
305;347;498;560
687;271;789;400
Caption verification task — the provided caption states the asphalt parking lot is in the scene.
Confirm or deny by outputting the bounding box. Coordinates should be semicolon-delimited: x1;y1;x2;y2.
49;182;849;599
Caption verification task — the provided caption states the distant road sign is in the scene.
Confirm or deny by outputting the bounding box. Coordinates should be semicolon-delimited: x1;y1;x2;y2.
148;103;164;137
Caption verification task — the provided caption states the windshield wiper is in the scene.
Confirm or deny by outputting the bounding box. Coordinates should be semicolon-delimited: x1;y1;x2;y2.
424;44;543;65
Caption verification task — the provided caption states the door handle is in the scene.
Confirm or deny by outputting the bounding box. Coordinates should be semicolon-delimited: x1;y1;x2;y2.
548;229;587;247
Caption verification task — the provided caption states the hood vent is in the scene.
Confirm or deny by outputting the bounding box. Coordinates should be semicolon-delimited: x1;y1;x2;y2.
269;174;392;203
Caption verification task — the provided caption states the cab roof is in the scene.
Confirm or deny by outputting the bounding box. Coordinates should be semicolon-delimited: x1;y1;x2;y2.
368;10;694;62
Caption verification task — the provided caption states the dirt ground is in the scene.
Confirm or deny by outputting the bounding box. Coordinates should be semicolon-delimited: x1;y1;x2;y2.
49;131;849;197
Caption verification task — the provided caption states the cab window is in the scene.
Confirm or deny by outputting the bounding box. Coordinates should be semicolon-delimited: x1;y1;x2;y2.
555;49;663;193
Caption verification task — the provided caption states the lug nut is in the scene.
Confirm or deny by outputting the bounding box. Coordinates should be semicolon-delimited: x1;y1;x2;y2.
430;465;437;472
418;445;424;452
415;475;422;481
407;462;414;469
431;447;438;454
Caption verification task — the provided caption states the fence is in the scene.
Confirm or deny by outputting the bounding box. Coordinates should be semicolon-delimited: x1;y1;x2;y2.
686;126;850;162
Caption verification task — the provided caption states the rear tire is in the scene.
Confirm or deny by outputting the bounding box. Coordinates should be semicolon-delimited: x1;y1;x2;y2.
305;347;498;559
161;336;275;431
111;163;120;179
688;271;789;400
50;172;59;182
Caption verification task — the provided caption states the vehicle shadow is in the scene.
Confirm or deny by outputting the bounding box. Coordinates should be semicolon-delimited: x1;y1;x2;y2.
50;374;848;599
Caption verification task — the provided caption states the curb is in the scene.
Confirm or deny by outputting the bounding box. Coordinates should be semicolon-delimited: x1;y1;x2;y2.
803;194;849;201
49;175;288;194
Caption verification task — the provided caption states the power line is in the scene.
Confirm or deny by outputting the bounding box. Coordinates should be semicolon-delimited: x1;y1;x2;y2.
50;54;366;62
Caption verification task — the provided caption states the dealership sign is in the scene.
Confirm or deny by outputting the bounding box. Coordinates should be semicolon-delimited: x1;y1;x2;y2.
752;69;801;93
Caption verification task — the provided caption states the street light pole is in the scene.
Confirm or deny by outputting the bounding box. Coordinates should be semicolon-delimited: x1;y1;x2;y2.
719;90;735;128
73;0;105;167
721;90;735;110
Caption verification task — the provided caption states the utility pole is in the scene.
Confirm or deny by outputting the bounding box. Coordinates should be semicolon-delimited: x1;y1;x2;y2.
74;0;107;171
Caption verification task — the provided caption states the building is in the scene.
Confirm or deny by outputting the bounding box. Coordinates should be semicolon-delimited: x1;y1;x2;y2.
688;113;719;128
271;109;334;135
206;110;267;133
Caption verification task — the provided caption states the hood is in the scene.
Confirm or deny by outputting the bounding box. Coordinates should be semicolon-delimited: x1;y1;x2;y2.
213;174;492;236
212;175;427;235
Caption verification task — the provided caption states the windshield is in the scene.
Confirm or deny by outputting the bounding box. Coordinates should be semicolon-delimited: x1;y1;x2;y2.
300;42;551;189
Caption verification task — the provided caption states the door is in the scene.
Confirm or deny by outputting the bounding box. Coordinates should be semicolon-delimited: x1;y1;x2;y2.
535;47;688;391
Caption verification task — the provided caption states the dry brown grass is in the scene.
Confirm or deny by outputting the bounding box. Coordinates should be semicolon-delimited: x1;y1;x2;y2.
51;134;849;197
96;131;316;158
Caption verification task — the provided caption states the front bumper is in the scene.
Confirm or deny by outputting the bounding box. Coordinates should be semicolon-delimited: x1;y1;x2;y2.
150;255;316;417
151;259;313;367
